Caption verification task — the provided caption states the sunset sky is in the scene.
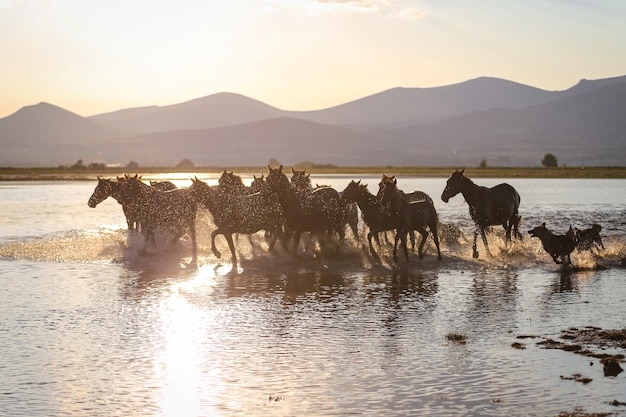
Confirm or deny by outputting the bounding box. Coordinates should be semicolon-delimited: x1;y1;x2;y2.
1;0;625;118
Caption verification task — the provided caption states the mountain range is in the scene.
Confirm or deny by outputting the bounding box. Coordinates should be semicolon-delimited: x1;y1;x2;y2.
1;75;625;167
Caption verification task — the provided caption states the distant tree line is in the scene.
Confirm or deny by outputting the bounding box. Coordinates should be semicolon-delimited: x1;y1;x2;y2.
59;159;140;170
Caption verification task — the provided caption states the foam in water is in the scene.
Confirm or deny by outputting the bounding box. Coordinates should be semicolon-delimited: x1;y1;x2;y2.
1;221;623;275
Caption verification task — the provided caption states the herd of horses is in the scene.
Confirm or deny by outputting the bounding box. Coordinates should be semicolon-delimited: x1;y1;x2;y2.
88;166;597;267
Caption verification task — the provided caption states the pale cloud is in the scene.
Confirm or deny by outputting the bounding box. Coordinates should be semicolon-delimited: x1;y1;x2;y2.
309;0;426;19
311;0;383;14
394;7;426;20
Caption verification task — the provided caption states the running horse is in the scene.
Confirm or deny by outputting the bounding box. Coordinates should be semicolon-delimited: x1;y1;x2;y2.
189;176;285;266
88;176;140;231
379;177;442;262
265;165;344;254
117;175;198;260
341;179;414;259
291;168;359;242
441;169;521;258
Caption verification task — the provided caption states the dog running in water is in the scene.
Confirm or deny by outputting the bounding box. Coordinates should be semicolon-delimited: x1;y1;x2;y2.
529;223;577;265
567;224;605;252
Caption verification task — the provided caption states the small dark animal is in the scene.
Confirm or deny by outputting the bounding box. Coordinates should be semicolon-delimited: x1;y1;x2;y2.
569;224;605;252
528;223;576;265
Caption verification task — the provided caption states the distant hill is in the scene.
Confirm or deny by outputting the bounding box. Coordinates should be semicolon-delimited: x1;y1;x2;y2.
288;77;555;128
96;117;391;166
390;81;626;166
89;92;285;133
0;103;123;166
1;75;625;167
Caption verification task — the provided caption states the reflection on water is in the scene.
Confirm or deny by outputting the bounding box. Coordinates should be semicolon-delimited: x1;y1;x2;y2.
2;254;626;416
1;178;626;416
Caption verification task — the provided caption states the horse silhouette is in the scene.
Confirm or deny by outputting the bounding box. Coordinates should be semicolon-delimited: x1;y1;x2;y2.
265;165;344;254
118;174;197;260
88;176;140;231
379;177;441;263
341;179;415;259
441;169;521;258
189;176;285;266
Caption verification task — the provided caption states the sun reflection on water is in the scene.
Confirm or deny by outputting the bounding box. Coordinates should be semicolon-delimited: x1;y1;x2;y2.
153;265;222;416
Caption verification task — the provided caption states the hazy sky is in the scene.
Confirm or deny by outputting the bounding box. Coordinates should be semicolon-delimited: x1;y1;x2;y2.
1;0;625;118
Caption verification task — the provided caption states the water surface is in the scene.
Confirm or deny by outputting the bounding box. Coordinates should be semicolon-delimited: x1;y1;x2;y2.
1;176;625;416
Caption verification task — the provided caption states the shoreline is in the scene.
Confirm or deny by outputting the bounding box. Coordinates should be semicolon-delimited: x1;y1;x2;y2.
1;165;626;181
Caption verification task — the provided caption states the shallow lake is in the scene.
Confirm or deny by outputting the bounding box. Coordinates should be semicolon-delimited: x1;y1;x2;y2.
1;175;625;416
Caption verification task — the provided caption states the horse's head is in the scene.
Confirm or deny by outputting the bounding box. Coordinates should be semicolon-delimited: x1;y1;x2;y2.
266;164;289;192
340;180;364;203
441;169;467;203
291;169;312;192
250;174;268;194
188;176;215;202
378;177;398;205
377;174;396;194
118;174;145;205
88;177;118;208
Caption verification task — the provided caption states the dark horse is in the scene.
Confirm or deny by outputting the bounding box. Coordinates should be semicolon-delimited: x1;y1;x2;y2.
341;179;414;259
291;168;359;242
265;165;344;254
379;177;442;263
189;177;285;267
88;176;140;231
441;169;521;258
117;175;198;260
378;174;433;205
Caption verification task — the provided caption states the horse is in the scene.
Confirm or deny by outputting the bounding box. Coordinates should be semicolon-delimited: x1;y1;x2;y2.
378;174;433;248
189;177;285;266
378;174;434;205
150;180;177;191
379;177;442;262
441;169;521;258
117;174;198;260
249;174;268;194
341;180;416;259
290;169;359;242
265;165;344;254
218;170;251;195
88;176;140;231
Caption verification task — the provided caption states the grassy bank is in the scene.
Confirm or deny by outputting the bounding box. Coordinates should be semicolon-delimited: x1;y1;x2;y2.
1;165;626;181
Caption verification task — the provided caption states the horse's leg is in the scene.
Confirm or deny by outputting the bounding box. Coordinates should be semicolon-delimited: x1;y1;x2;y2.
417;228;428;260
223;233;238;267
350;217;359;243
367;231;380;259
291;231;302;254
401;230;410;262
504;216;514;244
472;228;480;258
409;230;416;251
211;229;222;259
430;219;443;260
139;227;154;255
513;214;523;240
189;224;197;261
392;231;400;263
268;228;279;255
480;227;492;257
